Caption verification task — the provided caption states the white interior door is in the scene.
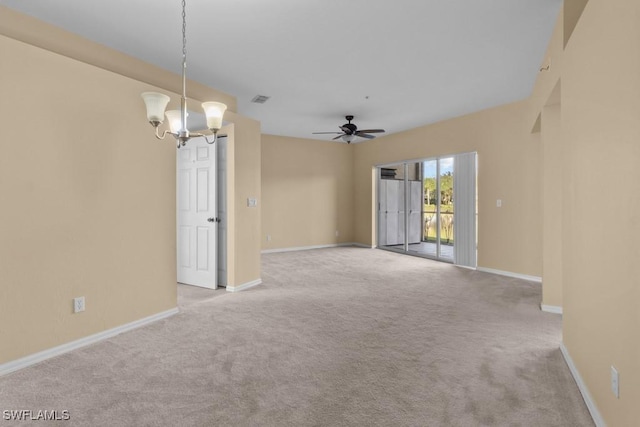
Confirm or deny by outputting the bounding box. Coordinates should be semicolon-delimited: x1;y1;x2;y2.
177;137;217;289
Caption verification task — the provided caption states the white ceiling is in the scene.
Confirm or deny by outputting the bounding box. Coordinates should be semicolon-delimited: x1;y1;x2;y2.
1;0;562;141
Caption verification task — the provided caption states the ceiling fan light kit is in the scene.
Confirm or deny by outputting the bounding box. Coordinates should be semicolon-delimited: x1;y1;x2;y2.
313;115;385;144
141;0;227;148
342;134;355;143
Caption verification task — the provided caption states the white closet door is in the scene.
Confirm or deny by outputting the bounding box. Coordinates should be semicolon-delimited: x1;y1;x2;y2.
386;180;400;245
378;179;388;246
396;180;405;245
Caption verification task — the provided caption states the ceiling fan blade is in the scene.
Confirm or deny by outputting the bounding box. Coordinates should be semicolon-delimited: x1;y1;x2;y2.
332;134;346;140
356;129;385;134
356;133;376;140
312;132;343;134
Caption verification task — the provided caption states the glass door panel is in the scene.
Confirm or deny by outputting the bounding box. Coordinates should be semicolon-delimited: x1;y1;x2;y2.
439;157;454;260
417;159;438;257
405;161;426;256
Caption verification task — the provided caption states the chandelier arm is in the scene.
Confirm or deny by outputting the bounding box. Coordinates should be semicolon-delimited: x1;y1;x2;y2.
203;131;218;145
188;131;218;145
154;127;172;140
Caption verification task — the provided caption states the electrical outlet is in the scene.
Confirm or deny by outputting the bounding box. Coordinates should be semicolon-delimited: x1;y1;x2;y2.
247;197;258;207
335;231;339;237
267;234;271;242
611;366;619;398
496;199;502;208
73;296;85;313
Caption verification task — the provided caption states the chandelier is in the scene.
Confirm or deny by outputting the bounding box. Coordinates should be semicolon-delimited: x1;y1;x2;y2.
141;0;227;148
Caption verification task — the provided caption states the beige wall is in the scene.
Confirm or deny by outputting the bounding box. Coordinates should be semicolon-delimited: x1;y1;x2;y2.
561;0;640;424
564;0;590;47
353;101;543;277
531;4;564;310
541;101;563;308
0;34;177;363
261;135;355;250
527;10;564;131
226;113;262;287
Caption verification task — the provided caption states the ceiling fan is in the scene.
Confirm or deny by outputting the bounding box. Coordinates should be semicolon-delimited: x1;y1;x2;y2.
313;115;385;143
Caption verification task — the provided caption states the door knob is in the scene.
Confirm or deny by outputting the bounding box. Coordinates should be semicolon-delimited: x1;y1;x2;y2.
207;217;221;223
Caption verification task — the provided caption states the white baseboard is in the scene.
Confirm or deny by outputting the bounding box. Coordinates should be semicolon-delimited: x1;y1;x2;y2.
226;278;262;292
351;242;374;249
261;243;363;254
541;304;563;315
476;266;542;283
0;308;179;377
560;344;605;427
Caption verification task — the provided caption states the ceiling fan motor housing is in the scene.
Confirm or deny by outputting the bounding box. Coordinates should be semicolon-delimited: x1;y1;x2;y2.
342;123;357;134
341;115;357;134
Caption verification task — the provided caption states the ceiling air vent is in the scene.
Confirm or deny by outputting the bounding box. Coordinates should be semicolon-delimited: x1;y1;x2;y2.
251;95;270;104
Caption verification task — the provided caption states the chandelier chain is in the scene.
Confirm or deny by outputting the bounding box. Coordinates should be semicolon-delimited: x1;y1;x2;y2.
182;0;187;66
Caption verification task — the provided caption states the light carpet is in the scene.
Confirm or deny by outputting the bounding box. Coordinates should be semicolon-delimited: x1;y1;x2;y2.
0;247;593;426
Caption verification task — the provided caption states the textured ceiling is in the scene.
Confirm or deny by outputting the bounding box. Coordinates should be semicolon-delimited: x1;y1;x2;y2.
1;0;562;142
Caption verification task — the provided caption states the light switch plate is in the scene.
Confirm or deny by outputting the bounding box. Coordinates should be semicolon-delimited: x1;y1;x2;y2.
611;366;619;398
73;296;85;313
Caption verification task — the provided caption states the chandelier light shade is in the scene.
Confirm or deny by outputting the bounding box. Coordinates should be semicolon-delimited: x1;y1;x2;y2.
165;110;186;134
141;0;227;148
141;92;171;124
202;102;228;130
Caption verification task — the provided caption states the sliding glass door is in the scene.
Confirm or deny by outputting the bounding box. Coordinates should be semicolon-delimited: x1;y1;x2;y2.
408;157;454;261
377;153;476;267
